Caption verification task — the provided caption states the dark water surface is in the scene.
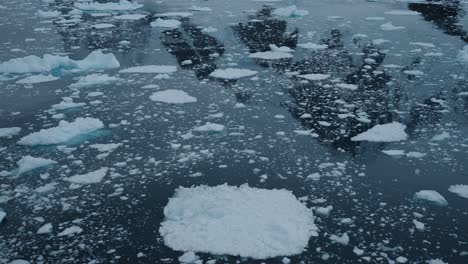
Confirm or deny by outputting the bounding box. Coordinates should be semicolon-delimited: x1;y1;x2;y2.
0;0;468;263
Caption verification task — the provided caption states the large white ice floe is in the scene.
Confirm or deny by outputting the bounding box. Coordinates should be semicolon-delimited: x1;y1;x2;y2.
0;50;119;74
448;185;468;199
150;89;197;104
414;190;448;206
150;18;181;28
273;5;309;17
18;117;104;146
159;184;318;259
351;122;407;142
249;51;293;60
16;155;57;175
64;167;108;184
0;127;21;138
209;68;257;80
74;0;143;11
119;65;177;74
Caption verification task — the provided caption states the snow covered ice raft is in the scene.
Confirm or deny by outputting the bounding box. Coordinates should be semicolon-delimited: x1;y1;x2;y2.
159;184;318;259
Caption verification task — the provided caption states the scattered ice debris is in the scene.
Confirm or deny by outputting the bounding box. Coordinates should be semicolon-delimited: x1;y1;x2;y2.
0;127;21;138
57;226;83;237
384;10;420;16
113;14;146;20
150;90;197;104
413;219;425;231
458;46;468;63
298;43;328;50
178;251;199;263
51;97;86;110
70;74;119;88
119;65;177;74
159;184;317;259
273;5;309;17
249;51;293;60
0;50;119;74
351;122;407;142
380;22;405;31
151;18;181;28
448;185;468;199
298;73;330;81
330;233;349;246
209;68;257;80
193;123;225;132
16;156;57;175
18;117;104;146
414;190;448;206
431;131;450;141
64;167;108;185
37;223;53;235
16;74;59;84
74;0;143;11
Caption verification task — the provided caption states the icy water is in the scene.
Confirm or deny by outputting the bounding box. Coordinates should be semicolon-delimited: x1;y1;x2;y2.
1;0;468;263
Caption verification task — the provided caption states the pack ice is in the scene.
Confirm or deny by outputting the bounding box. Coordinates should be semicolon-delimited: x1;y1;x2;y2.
159;184;318;259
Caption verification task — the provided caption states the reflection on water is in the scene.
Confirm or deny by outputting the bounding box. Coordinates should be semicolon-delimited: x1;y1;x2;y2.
409;0;468;43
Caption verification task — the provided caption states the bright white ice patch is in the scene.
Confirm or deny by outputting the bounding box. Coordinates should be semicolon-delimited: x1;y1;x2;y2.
150;90;197;104
159;184;317;259
249;51;293;60
298;73;330;81
0;127;21;138
16;74;59;84
193;123;225;132
448;185;468;199
351;122;407;142
119;65;177;74
16;156;57;175
209;68;257;80
18;118;104;146
414;190;448;206
65;167;108;184
151;18;181;28
74;0;143;11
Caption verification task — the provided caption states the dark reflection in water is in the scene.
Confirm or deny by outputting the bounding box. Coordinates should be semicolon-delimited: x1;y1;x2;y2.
408;0;468;43
160;17;224;80
233;6;298;68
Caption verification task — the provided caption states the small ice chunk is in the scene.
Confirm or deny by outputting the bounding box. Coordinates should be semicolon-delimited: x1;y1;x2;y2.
37;223;53;234
114;14;146;20
70;74;118;88
249;51;293;60
16;74;59;84
458;46;468;63
178;252;199;263
150;89;197;104
382;150;405;156
316;205;333;217
380;22;405;31
209;68;257;80
51;97;86;110
57;226;83;236
353;247;364;256
431;131;450;141
426;259;448;264
92;23;115;29
414;190;448;206
18;117;104;146
330;233;349;246
8;260;30;264
193;122;225;132
90;143;122;152
351;122;407;142
336;83;358;90
396;256;408;263
0;211;6;223
16;155;57;175
64;167;108;184
273;5;309;17
413;219;425;231
384;10;420;16
74;0;143;11
151;18;181;28
448;185;468;199
298;43;328;50
298;73;330;81
119;65;177;74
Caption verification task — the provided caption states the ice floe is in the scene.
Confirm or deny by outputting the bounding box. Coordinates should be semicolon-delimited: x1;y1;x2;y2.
414;190;448;206
458;46;468;63
18;118;104;146
273;5;309;17
209;68;257;80
298;73;330;81
64;167;108;185
51;97;86;110
119;65;177;74
37;223;53;235
298;43;328;50
351;122;407;142
448;185;468;199
249;51;293;60
150;90;197;104
70;74;118;88
193;123;225;132
16;74;59;84
159;184;317;259
74;0;143;11
0;127;21;138
16;156;57;175
384;10;420;16
151;18;181;28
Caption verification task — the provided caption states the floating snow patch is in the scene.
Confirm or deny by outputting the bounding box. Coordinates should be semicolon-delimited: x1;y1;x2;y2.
119;65;177;74
384;10;420;16
249;51;293;60
273;5;309;17
18;118;104;146
150;90;197;104
351;122;407;142
414;190;448;206
0;50;119;74
193;123;225;132
209;68;257;80
16;156;57;175
298;43;328;50
0;127;21;138
70;74;118;88
150;18;181;28
64;167;108;184
51;97;86;110
448;185;468;199
159;184;317;259
74;0;143;11
298;73;330;81
16;74;59;84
